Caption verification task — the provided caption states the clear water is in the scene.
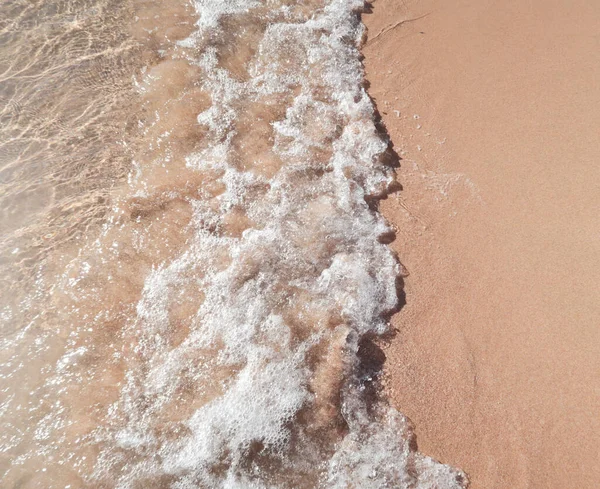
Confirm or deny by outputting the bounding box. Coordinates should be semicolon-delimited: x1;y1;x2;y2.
0;1;466;487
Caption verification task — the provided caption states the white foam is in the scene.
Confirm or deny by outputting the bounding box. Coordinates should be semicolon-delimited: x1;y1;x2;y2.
87;1;468;487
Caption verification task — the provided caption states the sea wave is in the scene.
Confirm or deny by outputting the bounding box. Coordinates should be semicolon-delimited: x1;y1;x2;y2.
1;1;466;487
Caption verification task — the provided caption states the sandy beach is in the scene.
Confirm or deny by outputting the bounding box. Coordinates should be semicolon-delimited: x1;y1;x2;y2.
362;0;600;487
2;0;596;486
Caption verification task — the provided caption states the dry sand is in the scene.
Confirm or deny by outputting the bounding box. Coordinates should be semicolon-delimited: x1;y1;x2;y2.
362;0;600;487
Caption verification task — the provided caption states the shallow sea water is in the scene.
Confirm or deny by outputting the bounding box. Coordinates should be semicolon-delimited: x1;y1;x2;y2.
0;1;466;487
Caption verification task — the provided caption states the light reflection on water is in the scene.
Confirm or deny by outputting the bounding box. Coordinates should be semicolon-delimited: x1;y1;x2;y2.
0;1;198;485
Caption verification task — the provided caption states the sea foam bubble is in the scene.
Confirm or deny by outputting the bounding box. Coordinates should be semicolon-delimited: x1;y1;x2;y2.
88;1;467;487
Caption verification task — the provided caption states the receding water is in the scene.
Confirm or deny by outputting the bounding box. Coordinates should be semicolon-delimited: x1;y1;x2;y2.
0;1;466;488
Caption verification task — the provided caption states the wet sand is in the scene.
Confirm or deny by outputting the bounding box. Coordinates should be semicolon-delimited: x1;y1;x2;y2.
362;0;600;487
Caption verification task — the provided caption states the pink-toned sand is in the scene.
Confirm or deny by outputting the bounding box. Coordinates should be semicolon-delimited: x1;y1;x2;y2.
362;0;600;487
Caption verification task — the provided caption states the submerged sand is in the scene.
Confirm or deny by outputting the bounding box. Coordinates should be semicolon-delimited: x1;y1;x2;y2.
363;0;600;487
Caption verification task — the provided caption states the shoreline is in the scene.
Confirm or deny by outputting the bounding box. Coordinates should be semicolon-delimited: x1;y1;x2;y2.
363;0;600;487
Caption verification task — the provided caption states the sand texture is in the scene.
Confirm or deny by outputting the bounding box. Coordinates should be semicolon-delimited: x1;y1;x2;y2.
362;0;600;487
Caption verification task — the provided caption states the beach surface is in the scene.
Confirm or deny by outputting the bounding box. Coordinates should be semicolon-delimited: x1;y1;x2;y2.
362;0;600;487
